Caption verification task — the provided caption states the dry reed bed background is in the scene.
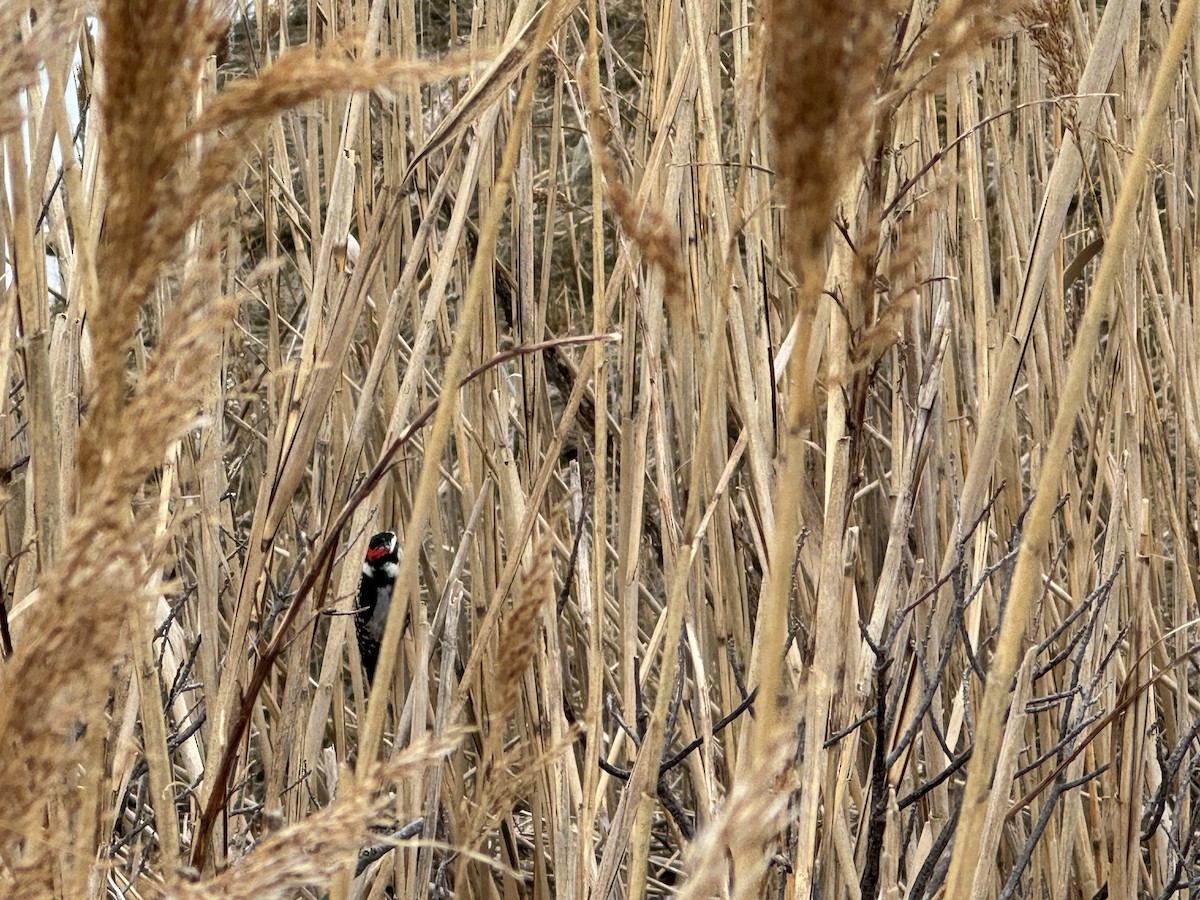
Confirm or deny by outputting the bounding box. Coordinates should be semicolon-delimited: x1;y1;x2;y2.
2;0;1199;897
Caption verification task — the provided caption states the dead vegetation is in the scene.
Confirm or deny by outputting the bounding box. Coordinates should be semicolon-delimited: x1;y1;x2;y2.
2;0;1200;897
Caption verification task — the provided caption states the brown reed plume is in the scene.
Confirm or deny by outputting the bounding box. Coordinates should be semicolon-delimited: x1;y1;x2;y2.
0;2;482;895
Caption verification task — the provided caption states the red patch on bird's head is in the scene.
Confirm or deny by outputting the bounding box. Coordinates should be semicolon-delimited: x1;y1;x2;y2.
366;545;391;562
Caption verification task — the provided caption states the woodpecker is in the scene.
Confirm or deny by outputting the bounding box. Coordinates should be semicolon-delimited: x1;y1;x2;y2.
355;531;399;685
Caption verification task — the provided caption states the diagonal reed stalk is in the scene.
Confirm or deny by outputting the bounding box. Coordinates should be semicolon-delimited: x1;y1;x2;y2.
944;0;1200;893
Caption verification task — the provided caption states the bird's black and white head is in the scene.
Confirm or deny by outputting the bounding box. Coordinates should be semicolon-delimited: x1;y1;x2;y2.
355;531;399;684
362;531;399;581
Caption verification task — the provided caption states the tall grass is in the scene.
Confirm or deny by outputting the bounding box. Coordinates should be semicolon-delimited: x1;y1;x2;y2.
2;0;1200;897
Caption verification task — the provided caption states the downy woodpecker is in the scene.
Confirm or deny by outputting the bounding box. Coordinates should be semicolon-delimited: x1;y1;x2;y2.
355;531;399;684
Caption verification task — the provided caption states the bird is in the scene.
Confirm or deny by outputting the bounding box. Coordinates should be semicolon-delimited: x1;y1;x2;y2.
354;531;399;685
